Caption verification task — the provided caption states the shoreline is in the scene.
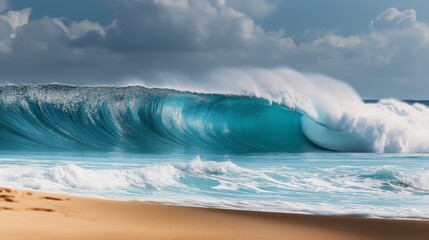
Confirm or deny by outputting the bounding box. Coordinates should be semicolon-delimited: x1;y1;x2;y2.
8;186;428;221
1;187;428;240
7;186;428;221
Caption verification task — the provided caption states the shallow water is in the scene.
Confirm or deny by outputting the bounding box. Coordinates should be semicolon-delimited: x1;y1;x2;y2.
1;151;428;220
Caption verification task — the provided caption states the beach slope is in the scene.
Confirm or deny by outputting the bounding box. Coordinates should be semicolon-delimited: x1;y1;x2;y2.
0;187;428;240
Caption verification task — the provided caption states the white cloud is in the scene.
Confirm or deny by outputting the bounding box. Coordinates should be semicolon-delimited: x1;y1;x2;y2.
0;8;31;37
292;8;429;97
363;8;429;65
0;7;29;52
312;35;361;49
153;0;189;10
302;8;429;66
0;3;428;98
224;0;276;18
105;0;293;51
54;19;107;39
371;8;417;31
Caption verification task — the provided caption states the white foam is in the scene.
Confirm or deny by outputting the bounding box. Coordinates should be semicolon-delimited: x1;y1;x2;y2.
0;156;243;192
147;197;429;220
140;67;429;153
393;169;429;191
315;99;429;153
174;155;244;175
0;155;428;219
0;163;181;191
140;67;362;124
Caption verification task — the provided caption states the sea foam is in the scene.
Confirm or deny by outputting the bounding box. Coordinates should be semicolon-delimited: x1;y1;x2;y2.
0;67;428;153
0;154;428;219
0;156;242;191
142;67;429;153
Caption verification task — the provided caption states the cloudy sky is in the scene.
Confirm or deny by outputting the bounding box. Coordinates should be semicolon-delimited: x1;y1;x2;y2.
1;0;429;98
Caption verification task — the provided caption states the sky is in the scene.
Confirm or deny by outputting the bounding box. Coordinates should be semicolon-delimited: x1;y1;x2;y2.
1;0;429;98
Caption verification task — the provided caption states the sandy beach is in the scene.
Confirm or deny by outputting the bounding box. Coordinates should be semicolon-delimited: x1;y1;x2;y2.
0;187;427;240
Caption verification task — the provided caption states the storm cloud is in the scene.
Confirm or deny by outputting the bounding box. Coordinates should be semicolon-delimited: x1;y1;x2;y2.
0;0;428;98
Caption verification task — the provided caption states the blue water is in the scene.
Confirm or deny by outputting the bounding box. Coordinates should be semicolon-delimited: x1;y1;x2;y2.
0;85;428;219
0;152;428;219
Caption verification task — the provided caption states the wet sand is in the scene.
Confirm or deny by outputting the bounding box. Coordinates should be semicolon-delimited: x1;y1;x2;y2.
0;187;428;240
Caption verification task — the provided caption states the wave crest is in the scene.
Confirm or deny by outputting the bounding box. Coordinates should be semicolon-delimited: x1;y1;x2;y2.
0;67;428;154
0;84;316;153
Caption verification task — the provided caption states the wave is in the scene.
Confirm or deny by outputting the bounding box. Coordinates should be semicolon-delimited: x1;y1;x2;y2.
1;155;427;219
0;156;242;191
0;84;316;153
0;68;428;153
361;168;429;192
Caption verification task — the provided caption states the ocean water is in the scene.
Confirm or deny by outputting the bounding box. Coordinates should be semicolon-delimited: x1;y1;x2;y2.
0;81;428;220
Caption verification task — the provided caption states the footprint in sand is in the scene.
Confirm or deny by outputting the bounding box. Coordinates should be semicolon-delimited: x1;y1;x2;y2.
41;196;66;201
0;194;17;203
28;208;55;212
0;207;14;210
0;188;16;194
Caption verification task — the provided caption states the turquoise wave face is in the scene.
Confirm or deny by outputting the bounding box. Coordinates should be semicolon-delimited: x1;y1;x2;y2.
0;85;319;153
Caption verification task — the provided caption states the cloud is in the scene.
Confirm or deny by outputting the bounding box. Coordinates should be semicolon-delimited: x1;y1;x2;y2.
0;7;31;52
0;2;427;98
104;0;293;52
0;0;8;13
224;0;277;18
54;19;107;40
0;19;11;53
153;0;190;9
371;8;417;31
0;8;31;37
312;35;361;49
294;8;429;97
0;0;296;84
305;8;429;66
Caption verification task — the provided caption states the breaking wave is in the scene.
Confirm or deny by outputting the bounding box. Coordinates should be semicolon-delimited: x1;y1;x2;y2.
0;156;242;191
0;68;428;153
1;155;428;219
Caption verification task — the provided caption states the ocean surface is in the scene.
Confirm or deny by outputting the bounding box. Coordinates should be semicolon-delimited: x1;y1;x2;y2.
0;83;428;220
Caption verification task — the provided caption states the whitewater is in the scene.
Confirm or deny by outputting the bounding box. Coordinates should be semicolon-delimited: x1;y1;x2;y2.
0;67;428;219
